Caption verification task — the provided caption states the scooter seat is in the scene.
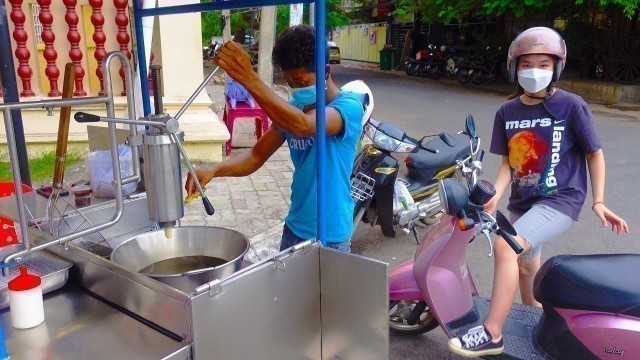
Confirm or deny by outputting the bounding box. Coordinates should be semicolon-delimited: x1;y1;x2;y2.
407;133;471;170
534;254;640;318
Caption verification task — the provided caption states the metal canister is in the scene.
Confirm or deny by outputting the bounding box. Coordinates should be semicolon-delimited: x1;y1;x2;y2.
142;131;184;228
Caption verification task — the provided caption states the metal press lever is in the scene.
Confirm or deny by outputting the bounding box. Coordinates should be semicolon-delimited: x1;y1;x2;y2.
74;112;180;133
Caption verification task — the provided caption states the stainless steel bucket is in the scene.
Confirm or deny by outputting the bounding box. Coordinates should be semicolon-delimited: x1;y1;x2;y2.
110;227;249;293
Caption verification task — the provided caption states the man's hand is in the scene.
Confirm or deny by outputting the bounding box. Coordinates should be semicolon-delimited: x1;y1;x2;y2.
185;165;216;197
593;203;629;235
214;41;258;87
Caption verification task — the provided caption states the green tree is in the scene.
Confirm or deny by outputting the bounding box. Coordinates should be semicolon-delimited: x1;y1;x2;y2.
393;0;639;23
202;2;354;44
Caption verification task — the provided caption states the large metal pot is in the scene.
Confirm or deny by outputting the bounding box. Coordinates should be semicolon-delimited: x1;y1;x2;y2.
111;226;249;293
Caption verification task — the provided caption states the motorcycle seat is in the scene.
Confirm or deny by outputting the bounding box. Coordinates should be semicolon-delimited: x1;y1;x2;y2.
534;254;640;318
408;133;472;170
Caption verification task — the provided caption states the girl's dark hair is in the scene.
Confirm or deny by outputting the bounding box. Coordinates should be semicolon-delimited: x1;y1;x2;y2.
272;25;329;72
507;85;525;100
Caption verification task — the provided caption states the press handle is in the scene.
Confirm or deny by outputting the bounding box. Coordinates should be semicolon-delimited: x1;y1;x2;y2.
75;112;101;123
169;133;215;216
202;197;215;216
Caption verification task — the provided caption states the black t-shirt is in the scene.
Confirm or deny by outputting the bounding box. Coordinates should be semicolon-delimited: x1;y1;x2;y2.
490;89;602;220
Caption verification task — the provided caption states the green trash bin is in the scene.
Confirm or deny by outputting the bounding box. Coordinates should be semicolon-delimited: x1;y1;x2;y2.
379;48;392;70
390;48;401;70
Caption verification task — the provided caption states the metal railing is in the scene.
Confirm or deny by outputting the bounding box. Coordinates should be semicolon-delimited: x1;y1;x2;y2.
0;51;140;265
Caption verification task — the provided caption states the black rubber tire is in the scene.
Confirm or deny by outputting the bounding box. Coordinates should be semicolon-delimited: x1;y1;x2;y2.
457;69;471;84
389;300;440;336
471;71;485;85
429;68;442;80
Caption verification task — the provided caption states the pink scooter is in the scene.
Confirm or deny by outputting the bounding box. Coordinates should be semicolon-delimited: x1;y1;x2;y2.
388;136;640;358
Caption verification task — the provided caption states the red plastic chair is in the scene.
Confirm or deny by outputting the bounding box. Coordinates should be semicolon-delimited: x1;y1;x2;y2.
0;182;33;247
223;97;270;156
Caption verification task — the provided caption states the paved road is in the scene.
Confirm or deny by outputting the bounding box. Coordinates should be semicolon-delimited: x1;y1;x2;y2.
332;65;640;359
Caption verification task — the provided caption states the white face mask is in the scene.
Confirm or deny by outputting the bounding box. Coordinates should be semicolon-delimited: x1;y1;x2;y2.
517;68;554;94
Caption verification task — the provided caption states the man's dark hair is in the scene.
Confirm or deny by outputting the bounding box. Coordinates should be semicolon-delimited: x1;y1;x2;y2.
272;25;329;72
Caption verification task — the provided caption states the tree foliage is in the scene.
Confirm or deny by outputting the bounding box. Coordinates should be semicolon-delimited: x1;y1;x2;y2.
201;1;353;45
393;0;640;23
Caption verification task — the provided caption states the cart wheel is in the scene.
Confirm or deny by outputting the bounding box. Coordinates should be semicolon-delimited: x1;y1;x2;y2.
389;300;439;336
609;33;640;84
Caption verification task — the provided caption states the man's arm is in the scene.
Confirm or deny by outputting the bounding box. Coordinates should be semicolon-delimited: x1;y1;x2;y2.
214;42;344;137
185;127;286;195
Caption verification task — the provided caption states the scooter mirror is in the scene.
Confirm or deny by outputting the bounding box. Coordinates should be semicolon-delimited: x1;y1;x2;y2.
465;114;477;139
496;210;517;236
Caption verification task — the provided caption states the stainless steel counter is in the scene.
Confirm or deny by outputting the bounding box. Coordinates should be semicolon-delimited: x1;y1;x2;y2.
0;285;190;360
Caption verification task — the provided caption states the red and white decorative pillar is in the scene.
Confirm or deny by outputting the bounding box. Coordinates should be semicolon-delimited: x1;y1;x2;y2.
90;0;107;95
37;0;61;97
9;0;35;97
63;0;87;96
114;0;131;96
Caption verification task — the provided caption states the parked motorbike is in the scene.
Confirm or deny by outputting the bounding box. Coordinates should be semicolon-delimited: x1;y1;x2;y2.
351;115;480;240
456;47;507;85
404;56;420;76
388;122;639;358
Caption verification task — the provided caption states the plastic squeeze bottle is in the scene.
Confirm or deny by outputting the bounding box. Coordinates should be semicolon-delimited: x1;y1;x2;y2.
8;267;45;329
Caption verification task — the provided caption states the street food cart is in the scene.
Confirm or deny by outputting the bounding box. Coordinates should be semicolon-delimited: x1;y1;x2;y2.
0;1;389;359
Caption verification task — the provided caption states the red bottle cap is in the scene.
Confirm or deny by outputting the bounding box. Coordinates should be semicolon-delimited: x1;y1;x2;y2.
8;267;41;291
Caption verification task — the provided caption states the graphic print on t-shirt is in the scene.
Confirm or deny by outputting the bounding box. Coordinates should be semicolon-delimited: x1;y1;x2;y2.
506;118;565;199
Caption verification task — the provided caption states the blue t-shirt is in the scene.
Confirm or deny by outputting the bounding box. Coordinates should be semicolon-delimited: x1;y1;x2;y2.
490;89;601;220
278;91;364;243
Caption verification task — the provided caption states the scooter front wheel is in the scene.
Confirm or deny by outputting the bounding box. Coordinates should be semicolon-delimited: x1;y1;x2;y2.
389;300;439;336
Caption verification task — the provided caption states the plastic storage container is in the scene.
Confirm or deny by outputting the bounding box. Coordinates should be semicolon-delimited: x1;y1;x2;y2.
8;267;45;329
71;185;92;207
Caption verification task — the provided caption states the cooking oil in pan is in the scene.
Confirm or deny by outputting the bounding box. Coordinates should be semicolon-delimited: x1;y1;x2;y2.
139;256;227;275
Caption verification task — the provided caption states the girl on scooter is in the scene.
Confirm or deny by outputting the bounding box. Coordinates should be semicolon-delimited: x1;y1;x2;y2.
449;26;629;357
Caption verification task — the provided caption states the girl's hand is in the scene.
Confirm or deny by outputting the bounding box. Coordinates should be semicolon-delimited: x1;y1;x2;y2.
484;195;500;214
593;203;629;235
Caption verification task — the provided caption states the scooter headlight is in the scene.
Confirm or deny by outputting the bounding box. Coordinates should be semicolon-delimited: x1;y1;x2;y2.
366;127;416;153
438;178;469;215
364;122;378;142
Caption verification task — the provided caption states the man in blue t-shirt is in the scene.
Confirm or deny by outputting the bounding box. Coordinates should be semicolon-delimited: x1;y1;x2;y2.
185;25;364;252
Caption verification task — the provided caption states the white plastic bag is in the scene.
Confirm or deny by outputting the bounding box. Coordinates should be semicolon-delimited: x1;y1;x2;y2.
393;180;415;215
86;145;136;198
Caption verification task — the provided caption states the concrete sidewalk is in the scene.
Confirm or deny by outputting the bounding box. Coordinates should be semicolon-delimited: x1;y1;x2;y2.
340;59;640;109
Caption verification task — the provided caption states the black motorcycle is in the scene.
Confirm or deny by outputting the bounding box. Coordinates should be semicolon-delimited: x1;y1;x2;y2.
351;115;480;240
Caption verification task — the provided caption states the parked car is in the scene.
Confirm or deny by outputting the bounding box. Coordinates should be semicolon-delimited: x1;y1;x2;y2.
329;41;341;64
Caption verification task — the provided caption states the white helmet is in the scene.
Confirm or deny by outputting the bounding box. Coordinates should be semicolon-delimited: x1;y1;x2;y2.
340;80;374;127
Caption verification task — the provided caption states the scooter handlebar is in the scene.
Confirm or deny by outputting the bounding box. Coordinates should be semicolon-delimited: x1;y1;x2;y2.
497;228;523;254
